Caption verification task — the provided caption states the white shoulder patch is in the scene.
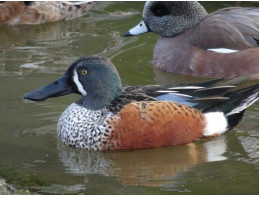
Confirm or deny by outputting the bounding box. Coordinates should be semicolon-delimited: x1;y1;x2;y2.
208;48;239;53
203;112;228;136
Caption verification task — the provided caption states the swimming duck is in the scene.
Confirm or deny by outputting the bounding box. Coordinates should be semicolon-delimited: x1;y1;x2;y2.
24;56;259;151
0;1;95;25
125;1;259;79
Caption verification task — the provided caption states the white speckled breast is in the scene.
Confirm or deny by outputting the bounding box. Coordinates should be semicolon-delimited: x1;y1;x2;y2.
57;103;114;150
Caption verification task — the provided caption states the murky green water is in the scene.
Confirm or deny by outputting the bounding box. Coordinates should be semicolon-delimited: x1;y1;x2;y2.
0;1;259;195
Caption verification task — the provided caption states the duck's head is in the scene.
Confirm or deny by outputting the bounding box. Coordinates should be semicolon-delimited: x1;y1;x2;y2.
24;56;123;110
125;1;208;37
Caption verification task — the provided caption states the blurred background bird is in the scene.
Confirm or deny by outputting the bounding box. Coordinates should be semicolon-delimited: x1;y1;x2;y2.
0;1;95;25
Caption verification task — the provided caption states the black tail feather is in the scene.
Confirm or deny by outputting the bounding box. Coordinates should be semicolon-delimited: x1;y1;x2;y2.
227;110;246;130
205;84;259;129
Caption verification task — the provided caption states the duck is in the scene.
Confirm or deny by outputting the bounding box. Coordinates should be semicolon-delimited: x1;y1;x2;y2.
125;1;259;79
0;1;95;25
24;56;259;151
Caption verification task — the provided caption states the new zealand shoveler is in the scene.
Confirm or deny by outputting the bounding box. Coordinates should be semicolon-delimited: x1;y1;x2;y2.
0;1;95;25
24;56;259;151
125;1;259;79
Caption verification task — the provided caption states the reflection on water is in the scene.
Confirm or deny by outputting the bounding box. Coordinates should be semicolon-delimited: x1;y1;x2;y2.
0;2;140;77
57;137;227;188
0;1;259;195
235;104;259;164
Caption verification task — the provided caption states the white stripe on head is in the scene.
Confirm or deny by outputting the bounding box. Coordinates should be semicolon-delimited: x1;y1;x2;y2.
73;70;87;96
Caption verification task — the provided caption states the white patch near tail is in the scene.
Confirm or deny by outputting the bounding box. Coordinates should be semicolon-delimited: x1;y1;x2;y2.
203;112;228;136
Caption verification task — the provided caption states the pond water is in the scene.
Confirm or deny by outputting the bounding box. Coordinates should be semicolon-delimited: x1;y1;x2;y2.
0;1;259;195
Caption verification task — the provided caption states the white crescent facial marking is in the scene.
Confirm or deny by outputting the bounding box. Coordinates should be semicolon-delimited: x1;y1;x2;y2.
73;70;87;96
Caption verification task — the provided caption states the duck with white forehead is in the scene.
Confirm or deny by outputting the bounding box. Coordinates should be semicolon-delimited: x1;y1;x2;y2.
125;1;259;79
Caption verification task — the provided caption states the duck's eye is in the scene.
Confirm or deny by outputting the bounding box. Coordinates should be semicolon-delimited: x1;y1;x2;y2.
154;9;163;17
151;4;170;17
81;70;88;75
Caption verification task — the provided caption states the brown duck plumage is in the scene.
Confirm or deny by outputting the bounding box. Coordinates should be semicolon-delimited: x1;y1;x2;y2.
126;2;259;79
0;1;95;25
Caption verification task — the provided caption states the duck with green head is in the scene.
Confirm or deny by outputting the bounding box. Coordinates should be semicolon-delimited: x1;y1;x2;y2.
24;56;259;151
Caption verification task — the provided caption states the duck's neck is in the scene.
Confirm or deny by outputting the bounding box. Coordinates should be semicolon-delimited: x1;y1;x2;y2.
76;83;122;111
164;2;208;37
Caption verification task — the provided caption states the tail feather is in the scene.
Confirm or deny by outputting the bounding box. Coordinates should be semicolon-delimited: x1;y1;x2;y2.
207;84;259;129
226;85;259;116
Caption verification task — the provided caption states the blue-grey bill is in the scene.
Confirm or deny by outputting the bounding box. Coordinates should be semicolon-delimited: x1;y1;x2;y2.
124;20;148;37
